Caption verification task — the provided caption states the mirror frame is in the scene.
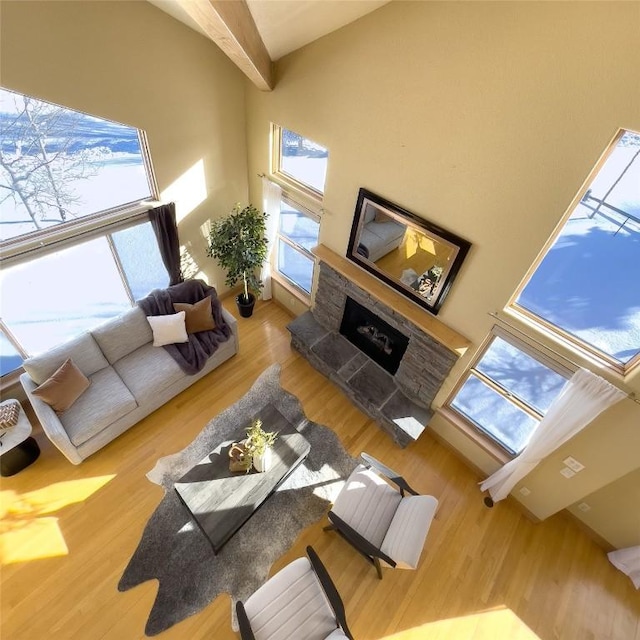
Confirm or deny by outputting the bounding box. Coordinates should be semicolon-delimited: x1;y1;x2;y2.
346;188;471;315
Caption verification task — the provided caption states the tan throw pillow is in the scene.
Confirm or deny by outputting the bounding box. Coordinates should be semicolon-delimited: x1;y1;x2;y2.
147;311;189;346
173;296;216;334
32;358;91;413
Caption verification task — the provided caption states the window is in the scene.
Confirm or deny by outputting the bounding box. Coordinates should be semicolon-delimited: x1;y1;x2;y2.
270;125;326;298
0;86;154;244
0;87;165;378
447;329;570;456
276;196;320;295
272;125;328;197
510;129;640;375
0;220;168;376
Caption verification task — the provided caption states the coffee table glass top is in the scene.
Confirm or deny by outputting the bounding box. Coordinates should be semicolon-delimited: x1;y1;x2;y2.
174;404;310;553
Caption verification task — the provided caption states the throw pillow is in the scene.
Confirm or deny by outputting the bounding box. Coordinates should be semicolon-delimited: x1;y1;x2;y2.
0;401;20;430
32;358;91;413
147;311;189;347
173;296;216;334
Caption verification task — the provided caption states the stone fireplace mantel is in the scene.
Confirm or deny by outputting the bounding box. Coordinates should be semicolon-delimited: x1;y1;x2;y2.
287;245;472;446
312;245;471;356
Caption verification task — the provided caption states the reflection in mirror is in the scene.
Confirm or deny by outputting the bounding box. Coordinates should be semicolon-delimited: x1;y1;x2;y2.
347;189;471;314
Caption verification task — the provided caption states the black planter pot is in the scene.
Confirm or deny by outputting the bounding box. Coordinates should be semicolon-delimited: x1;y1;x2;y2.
236;293;256;318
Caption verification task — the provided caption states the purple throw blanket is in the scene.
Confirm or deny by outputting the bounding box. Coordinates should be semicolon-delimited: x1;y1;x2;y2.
137;279;232;375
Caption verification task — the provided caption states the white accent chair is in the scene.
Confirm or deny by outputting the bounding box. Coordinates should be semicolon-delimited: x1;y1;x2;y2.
236;546;354;640
325;452;438;579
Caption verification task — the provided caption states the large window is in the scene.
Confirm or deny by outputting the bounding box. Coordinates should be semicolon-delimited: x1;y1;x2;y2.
0;221;168;376
510;128;640;375
277;196;320;295
0;86;154;243
447;329;570;456
272;124;328;197
0;87;164;378
271;125;326;298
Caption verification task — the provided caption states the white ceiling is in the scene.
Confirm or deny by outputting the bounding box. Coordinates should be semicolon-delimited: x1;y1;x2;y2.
148;0;390;61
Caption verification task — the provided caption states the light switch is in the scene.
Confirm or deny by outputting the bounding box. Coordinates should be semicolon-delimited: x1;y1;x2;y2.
560;467;575;478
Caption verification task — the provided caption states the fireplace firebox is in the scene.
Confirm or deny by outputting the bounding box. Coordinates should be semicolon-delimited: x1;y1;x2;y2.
339;297;409;375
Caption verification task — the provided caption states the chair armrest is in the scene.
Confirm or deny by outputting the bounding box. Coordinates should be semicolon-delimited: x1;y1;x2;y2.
20;373;83;464
360;452;418;496
235;601;257;640
306;546;354;640
328;510;396;569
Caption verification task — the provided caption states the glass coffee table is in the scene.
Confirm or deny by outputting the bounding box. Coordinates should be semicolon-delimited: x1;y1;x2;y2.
174;403;310;554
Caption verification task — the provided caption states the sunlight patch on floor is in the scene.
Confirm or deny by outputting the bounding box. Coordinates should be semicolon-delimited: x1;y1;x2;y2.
1;516;68;564
379;607;540;639
0;475;115;564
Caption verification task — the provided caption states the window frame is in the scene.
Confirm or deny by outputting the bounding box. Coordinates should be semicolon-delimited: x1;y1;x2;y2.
506;127;640;377
0;133;158;262
270;123;327;201
443;326;573;459
0;89;163;384
273;192;321;300
0;213;167;382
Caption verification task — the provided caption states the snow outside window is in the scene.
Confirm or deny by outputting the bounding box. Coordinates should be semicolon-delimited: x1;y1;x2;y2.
448;329;570;456
511;129;640;375
272;125;328;197
0;87;165;377
276;196;320;296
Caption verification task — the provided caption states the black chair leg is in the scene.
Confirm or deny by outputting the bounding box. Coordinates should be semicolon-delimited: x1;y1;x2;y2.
373;557;383;580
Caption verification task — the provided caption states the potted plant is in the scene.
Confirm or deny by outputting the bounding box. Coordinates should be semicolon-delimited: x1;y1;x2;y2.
244;418;278;473
206;204;269;318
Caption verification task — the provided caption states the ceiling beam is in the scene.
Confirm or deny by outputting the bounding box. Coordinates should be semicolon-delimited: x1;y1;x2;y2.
179;0;274;91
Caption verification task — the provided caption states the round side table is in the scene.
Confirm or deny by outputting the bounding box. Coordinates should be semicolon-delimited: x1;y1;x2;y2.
0;401;40;477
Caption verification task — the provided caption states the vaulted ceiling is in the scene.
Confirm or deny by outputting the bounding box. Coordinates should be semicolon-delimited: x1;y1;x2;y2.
147;0;390;90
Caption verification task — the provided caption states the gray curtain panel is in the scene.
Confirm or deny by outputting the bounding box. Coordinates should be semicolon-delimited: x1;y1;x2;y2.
149;203;184;286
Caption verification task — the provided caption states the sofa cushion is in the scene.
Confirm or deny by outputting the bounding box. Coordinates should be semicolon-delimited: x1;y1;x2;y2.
244;557;337;640
173;296;216;334
331;465;402;549
92;307;153;364
32;358;91;413
113;343;184;406
381;494;438;569
23;332;109;385
60;367;137;447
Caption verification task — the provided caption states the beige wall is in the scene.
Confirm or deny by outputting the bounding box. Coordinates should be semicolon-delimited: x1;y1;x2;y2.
567;468;640;550
245;1;640;544
0;0;248;294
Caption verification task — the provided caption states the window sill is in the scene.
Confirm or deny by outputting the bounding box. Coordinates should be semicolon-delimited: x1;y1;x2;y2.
436;406;513;466
271;272;312;306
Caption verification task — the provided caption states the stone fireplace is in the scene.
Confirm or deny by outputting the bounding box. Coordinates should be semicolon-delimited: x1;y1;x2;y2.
340;297;409;375
287;246;471;446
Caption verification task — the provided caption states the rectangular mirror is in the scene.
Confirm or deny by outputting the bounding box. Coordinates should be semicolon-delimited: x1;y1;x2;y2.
346;188;471;315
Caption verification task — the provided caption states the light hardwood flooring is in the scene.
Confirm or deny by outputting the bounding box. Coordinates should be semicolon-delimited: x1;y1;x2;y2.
1;301;638;640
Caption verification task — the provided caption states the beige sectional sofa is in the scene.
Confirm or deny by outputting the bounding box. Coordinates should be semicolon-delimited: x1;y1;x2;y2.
20;304;238;464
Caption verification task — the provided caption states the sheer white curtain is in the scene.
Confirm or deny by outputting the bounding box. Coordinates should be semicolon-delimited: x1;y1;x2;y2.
608;546;640;589
481;368;627;503
260;177;282;301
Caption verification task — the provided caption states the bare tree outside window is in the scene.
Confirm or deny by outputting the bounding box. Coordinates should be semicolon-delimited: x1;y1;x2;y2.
0;87;151;241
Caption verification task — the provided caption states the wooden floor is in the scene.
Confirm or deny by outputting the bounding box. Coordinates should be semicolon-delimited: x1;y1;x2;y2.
1;301;638;640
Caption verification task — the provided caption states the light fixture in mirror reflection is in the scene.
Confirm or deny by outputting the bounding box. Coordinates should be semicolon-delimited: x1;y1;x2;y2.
346;188;471;315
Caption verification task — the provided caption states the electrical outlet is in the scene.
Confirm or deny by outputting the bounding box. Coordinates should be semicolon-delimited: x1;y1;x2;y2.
560;467;575;478
578;502;591;512
563;456;585;473
519;487;531;496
